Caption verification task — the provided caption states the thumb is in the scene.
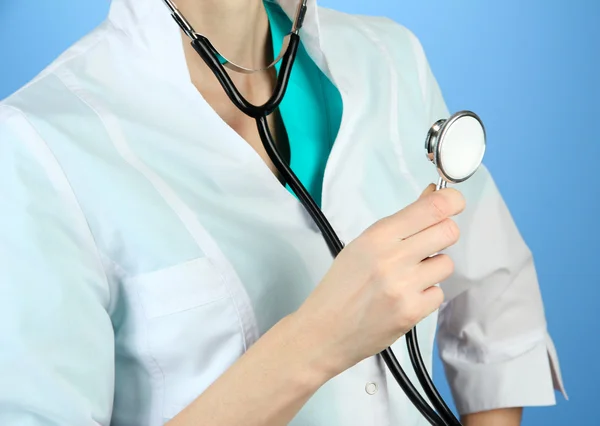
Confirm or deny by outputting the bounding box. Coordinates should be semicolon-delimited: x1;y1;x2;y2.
419;183;436;200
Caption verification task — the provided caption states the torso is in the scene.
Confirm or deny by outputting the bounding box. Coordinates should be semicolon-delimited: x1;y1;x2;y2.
1;5;442;425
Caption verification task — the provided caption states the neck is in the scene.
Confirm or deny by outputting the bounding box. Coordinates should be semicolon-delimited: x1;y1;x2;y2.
173;0;285;179
176;0;270;68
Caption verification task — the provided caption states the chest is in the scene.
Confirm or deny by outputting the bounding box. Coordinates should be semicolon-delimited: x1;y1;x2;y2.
35;48;440;423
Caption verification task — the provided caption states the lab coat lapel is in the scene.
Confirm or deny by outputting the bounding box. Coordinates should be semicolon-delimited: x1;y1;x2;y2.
276;0;332;77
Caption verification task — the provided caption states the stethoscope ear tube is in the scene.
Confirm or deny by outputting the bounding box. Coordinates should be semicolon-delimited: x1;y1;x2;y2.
191;34;301;118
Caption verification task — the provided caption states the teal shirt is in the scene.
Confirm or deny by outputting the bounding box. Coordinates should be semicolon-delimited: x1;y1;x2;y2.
265;1;343;207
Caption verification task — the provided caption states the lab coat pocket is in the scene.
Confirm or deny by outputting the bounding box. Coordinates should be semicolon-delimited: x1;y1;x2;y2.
126;257;246;420
132;257;229;318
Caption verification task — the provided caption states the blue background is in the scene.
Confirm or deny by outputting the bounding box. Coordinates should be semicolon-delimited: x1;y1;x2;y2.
1;1;598;424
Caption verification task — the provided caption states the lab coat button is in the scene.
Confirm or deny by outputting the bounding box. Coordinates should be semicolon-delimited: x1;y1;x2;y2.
365;382;378;395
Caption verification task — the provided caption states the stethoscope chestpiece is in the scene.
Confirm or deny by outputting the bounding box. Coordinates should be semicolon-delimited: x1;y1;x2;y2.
425;110;487;185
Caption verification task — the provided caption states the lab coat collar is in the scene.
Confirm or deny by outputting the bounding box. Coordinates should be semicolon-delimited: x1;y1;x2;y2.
107;0;330;81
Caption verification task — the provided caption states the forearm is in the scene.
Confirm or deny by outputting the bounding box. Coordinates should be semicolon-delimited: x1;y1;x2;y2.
461;408;523;426
166;314;333;426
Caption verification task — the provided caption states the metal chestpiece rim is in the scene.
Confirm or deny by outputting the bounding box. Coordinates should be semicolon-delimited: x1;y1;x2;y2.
424;110;487;184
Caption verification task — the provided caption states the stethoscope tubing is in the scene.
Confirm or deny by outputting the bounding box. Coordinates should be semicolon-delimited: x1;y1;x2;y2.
191;33;461;426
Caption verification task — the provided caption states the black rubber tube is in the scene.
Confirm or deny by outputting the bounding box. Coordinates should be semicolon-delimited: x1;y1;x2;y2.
407;328;461;425
256;116;445;426
191;34;300;118
190;33;460;426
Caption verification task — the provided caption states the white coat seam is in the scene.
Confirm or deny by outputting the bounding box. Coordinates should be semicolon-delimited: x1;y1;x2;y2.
406;31;429;113
441;328;548;364
131;271;167;424
1;25;109;102
49;70;168;423
544;331;568;399
352;18;422;196
0;104;113;310
52;67;259;351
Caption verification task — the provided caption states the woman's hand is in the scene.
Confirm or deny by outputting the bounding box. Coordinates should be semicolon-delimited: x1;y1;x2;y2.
294;184;466;377
168;185;465;426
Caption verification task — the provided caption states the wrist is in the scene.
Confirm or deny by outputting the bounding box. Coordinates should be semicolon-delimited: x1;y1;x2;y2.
280;311;345;384
461;408;523;426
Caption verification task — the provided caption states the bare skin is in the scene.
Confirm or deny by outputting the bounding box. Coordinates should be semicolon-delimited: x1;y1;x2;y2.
167;1;523;425
177;0;285;177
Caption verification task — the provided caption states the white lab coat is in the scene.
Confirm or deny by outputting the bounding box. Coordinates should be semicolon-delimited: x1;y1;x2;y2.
0;0;566;424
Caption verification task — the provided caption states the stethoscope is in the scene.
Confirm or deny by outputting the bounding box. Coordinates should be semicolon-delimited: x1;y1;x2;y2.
162;1;487;425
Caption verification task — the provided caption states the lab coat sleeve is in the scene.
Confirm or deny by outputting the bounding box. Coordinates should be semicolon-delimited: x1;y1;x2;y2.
407;33;568;415
0;106;114;425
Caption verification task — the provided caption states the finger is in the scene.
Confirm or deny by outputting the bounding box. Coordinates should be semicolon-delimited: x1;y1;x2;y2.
411;254;455;291
419;286;445;317
380;188;465;241
418;183;436;200
399;218;460;263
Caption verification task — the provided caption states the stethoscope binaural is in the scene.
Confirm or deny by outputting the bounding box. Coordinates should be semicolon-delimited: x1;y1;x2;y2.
162;1;486;425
